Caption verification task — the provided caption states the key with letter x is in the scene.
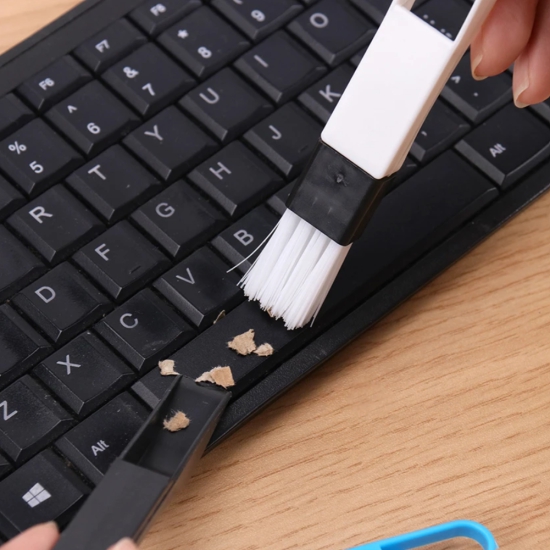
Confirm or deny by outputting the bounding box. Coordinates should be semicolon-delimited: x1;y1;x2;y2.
34;332;134;418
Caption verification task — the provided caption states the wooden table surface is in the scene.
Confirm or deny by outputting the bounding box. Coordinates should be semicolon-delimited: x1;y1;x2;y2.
2;2;550;548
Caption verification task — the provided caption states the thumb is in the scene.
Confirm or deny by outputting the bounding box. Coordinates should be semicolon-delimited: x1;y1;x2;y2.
108;538;139;550
0;522;59;550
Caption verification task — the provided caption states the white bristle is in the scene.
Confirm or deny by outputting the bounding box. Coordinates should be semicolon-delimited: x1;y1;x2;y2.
240;209;351;330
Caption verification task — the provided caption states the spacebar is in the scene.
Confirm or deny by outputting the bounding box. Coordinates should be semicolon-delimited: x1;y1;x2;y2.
133;151;498;405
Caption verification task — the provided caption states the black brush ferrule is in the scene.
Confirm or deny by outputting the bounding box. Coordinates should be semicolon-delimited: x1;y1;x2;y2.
287;141;395;246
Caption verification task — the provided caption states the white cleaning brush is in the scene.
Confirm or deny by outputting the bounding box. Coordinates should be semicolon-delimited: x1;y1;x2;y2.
241;0;497;330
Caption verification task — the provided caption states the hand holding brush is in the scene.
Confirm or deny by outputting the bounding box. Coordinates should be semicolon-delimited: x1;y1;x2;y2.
241;0;550;330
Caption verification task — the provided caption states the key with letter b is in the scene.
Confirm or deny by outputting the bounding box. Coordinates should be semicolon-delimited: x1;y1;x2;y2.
212;206;279;273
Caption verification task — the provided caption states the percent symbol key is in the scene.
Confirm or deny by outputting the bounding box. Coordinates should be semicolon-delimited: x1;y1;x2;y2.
9;142;27;155
0;119;82;196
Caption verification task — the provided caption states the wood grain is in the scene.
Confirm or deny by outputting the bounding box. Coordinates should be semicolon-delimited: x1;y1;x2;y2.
3;2;550;548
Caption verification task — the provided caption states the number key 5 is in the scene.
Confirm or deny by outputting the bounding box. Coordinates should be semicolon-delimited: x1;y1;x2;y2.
0;119;82;197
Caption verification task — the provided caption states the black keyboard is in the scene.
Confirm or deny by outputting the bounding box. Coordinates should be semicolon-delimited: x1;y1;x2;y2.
0;0;550;541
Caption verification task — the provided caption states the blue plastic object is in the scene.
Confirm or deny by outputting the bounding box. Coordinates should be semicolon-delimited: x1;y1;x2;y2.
349;520;498;549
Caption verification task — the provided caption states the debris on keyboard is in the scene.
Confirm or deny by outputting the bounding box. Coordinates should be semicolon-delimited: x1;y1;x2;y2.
254;343;274;357
195;366;235;389
158;359;179;376
227;328;256;355
163;411;190;432
213;310;226;325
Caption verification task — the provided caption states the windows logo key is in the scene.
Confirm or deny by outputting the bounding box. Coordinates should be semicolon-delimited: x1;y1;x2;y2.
22;483;52;508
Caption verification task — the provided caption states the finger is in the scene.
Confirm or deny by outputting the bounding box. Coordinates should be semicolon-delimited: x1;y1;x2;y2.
513;0;550;106
1;522;59;550
470;0;539;79
108;537;139;550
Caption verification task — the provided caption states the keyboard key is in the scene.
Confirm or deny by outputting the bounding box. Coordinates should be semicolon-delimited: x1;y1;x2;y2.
12;263;111;345
7;185;103;265
55;393;149;484
46;81;139;156
154;247;243;329
74;19;147;73
456;105;550;188
298;63;354;123
34;332;134;418
95;289;194;371
532;99;550;124
66;145;161;223
189;141;283;216
73;221;169;301
123;106;217;181
158;7;250;79
130;0;202;36
0;94;33;139
244;103;321;177
288;0;375;66
133;300;298;405
212;206;279;273
234;31;326;104
103;43;195;117
267;181;294;215
0;450;88;537
0;119;82;196
0;454;11;481
410;100;470;163
212;0;303;41
413;0;469;41
0;376;74;464
0;176;24;221
442;54;512;123
0;227;45;302
179;68;273;142
17;56;91;113
131;180;226;259
0;305;50;391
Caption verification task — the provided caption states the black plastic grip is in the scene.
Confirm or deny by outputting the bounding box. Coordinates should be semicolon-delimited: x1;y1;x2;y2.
53;376;230;550
287;141;395;246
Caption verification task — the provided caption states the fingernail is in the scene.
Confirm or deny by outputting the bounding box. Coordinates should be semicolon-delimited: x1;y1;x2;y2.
471;53;486;81
513;54;530;108
111;538;136;550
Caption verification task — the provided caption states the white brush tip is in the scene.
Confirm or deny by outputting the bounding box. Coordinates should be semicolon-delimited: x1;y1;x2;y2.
239;209;351;330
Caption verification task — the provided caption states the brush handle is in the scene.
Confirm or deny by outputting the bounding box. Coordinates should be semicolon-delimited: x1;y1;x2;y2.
322;0;497;180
